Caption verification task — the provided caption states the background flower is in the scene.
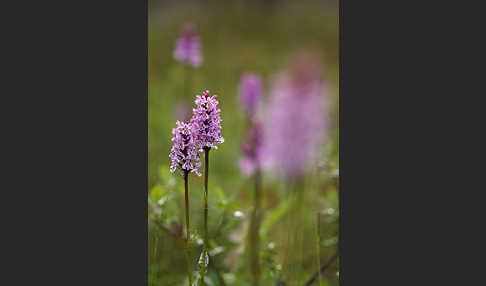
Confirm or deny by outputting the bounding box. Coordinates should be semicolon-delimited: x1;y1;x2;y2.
239;73;262;118
262;52;330;179
173;23;203;67
239;119;264;176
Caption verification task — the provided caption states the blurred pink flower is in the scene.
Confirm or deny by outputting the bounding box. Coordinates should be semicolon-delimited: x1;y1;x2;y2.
239;119;264;176
262;53;330;179
239;73;262;118
173;23;203;67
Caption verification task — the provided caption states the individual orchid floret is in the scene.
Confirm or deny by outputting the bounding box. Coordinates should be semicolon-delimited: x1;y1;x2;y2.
190;90;224;150
173;23;203;67
169;121;201;176
239;73;262;118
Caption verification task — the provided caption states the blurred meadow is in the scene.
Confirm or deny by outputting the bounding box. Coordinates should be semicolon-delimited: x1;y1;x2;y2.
149;0;339;285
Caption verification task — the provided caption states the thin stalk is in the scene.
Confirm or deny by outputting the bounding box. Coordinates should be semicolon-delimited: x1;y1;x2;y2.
295;178;305;282
152;226;159;286
304;251;339;286
153;224;159;260
249;168;262;286
184;65;192;101
315;212;322;286
184;171;192;286
281;182;295;282
200;148;210;285
285;178;305;283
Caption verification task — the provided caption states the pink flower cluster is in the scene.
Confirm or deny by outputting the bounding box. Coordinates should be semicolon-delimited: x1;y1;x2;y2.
169;90;224;176
169;121;202;176
173;23;203;67
190;90;224;150
262;53;329;179
239;73;262;118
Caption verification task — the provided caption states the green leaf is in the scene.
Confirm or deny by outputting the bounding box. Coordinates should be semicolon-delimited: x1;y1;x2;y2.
261;199;292;237
158;165;172;185
215;186;226;200
326;189;338;208
214;186;228;207
150;185;165;202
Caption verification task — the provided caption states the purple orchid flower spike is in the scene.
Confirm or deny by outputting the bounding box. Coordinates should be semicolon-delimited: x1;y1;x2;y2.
190;90;224;151
168;120;201;285
189;89;224;284
169;120;201;177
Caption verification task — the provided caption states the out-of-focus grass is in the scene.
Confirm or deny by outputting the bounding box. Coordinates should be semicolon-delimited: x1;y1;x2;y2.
149;1;339;285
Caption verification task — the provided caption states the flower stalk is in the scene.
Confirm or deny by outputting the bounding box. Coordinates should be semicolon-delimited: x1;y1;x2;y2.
316;212;323;286
184;64;192;102
184;171;192;286
238;76;263;285
189;90;223;285
248;167;262;286
200;147;210;285
169;120;202;285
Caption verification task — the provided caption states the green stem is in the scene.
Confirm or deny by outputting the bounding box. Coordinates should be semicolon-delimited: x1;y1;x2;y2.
249;168;262;286
285;178;305;282
184;65;192;101
316;212;322;286
200;148;210;285
153;224;159;260
152;226;159;286
184;171;192;286
281;182;295;282
296;179;305;282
